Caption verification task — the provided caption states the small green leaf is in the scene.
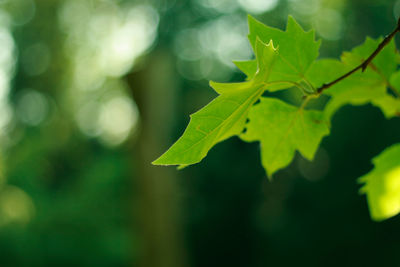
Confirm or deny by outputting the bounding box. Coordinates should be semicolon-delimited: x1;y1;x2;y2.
240;97;330;177
359;143;400;221
323;70;387;120
248;15;320;88
342;37;397;80
307;58;387;121
307;38;398;121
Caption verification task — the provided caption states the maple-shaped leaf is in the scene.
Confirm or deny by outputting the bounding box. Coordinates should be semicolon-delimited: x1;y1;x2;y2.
306;38;398;120
359;143;400;221
323;68;387;120
153;39;278;166
153;15;323;168
342;37;397;80
240;97;330;177
248;15;321;88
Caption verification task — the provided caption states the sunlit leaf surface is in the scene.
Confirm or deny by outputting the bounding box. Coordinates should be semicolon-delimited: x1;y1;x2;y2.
240;97;329;177
359;144;400;221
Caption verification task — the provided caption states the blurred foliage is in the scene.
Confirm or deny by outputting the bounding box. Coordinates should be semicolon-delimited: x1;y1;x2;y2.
0;0;398;266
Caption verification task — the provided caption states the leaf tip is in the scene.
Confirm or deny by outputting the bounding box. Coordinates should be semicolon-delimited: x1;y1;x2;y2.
287;14;295;22
247;14;266;36
286;15;301;31
151;152;175;166
151;157;165;166
247;14;257;24
209;80;225;95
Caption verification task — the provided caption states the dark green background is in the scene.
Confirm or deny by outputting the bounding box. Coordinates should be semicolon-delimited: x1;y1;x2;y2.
0;0;399;266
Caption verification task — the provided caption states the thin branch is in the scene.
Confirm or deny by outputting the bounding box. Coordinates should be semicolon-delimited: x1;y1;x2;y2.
317;18;400;94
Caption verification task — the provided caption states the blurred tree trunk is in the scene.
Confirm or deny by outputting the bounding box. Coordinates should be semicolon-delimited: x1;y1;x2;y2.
129;49;186;267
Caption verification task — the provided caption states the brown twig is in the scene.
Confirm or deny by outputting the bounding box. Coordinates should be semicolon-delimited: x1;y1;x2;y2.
317;18;400;94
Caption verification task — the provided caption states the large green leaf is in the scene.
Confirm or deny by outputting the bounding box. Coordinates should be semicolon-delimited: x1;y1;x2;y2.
240;97;330;177
153;39;278;166
359;144;400;221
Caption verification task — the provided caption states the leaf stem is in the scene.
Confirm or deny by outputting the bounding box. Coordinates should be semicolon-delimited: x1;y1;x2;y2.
317;18;400;94
300;96;311;110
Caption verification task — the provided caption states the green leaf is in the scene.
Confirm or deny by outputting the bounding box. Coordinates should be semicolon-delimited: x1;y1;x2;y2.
371;95;400;119
307;58;387;121
342;37;397;80
389;70;400;94
359;144;400;221
306;38;398;121
240;97;330;177
248;15;321;89
323;69;387;120
153;39;278;166
233;60;257;80
154;16;324;168
154;13;400;223
305;59;349;89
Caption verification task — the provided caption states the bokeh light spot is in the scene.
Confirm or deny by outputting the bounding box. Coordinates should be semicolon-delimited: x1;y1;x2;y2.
0;186;35;226
288;0;320;16
21;43;51;76
101;5;159;77
16;89;49;126
98;96;139;147
298;148;330;181
238;0;279;14
76;100;102;137
197;0;239;13
314;8;344;40
5;0;36;26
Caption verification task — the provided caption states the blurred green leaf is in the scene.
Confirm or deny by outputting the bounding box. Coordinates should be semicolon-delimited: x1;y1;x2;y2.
359;143;400;221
